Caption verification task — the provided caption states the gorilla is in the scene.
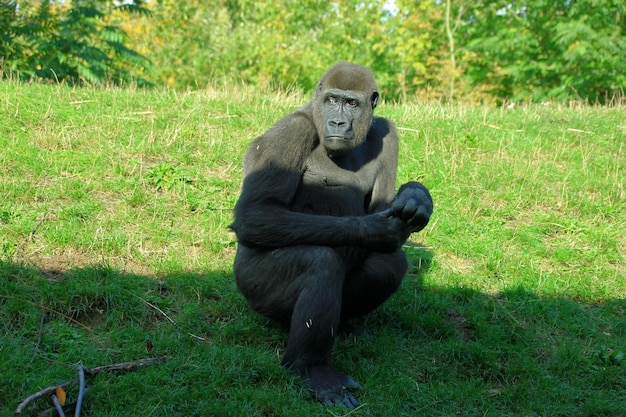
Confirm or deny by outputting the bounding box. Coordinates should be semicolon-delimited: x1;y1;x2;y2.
230;62;433;408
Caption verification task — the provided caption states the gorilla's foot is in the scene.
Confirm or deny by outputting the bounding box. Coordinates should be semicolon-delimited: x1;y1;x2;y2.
303;365;362;409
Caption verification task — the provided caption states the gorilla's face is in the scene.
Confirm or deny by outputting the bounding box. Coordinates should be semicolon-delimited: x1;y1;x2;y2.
320;90;364;155
312;62;379;157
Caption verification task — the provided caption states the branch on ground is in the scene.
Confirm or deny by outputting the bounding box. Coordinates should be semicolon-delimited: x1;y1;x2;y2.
14;357;168;416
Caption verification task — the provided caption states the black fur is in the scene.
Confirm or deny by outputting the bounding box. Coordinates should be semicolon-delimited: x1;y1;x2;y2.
230;62;433;408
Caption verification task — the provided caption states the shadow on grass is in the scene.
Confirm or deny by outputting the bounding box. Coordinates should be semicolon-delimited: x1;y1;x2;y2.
1;256;624;417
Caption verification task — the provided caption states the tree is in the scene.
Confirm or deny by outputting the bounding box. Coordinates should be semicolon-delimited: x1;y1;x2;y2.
1;0;151;85
461;0;626;102
129;0;393;93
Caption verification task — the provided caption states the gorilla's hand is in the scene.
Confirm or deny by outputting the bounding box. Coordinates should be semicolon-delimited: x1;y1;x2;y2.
359;212;412;252
389;181;433;232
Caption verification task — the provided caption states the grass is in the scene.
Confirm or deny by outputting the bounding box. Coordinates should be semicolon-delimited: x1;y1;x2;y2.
1;80;625;417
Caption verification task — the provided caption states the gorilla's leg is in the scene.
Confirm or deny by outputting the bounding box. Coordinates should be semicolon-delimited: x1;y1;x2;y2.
234;245;361;408
341;249;407;320
234;245;345;325
278;246;346;370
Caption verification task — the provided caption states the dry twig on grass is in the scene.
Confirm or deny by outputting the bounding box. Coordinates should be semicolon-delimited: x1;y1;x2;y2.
14;357;168;416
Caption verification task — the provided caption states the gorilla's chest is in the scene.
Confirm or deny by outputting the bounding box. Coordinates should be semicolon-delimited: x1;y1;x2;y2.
303;148;376;189
294;150;377;215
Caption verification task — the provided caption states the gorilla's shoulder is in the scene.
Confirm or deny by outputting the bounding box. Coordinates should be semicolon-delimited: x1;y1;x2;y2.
370;116;397;139
265;105;317;138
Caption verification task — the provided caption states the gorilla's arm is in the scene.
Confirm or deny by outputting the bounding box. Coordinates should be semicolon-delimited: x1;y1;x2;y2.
367;117;400;213
230;113;409;252
231;168;409;252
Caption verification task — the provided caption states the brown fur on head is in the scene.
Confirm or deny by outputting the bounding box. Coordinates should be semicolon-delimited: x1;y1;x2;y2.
318;62;379;103
312;63;380;154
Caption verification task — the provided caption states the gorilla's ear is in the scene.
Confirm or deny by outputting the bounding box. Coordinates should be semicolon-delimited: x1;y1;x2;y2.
371;92;379;109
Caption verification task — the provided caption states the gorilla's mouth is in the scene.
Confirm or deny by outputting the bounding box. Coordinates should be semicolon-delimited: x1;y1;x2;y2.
324;138;355;157
324;135;354;145
325;135;350;141
324;136;354;153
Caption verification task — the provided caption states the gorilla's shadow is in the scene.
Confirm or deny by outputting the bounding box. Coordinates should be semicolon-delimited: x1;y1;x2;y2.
1;258;623;415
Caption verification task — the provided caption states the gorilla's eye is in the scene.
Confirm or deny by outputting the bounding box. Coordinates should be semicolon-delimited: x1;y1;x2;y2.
346;99;358;108
326;96;337;104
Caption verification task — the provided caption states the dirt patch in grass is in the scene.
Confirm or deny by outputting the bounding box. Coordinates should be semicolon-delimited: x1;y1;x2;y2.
446;310;474;341
24;249;153;278
437;252;476;275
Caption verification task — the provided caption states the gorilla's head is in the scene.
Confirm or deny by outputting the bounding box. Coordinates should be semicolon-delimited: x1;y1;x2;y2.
313;62;379;156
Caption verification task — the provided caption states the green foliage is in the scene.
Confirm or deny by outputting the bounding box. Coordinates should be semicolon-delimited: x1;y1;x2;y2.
5;0;625;102
139;0;393;91
1;0;151;85
463;0;626;103
145;162;192;191
381;0;451;100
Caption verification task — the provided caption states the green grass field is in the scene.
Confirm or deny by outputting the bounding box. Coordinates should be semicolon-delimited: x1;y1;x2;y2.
1;81;624;416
